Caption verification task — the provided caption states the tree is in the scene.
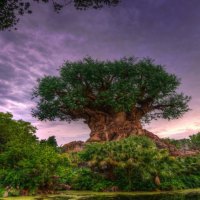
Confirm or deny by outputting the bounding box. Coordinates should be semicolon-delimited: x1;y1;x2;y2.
0;0;120;31
162;138;191;150
40;135;60;152
32;57;191;142
189;133;200;150
40;135;58;147
0;112;68;192
0;112;37;152
0;141;68;192
163;133;200;151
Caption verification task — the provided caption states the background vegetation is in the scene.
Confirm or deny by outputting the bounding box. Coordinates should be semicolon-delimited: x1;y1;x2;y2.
1;111;200;197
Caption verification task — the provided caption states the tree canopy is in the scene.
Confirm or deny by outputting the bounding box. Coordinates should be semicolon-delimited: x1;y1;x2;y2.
32;57;191;126
0;0;120;31
0;112;67;192
0;112;37;152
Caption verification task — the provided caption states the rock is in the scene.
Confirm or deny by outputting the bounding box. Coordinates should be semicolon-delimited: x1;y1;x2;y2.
58;184;71;190
88;128;200;157
154;175;161;186
62;141;85;152
104;186;119;192
20;189;29;196
62;124;199;157
171;149;199;157
88;127;175;150
143;129;174;150
3;191;8;198
111;186;119;192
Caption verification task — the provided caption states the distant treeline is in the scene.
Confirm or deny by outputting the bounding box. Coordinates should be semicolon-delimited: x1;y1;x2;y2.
163;135;200;151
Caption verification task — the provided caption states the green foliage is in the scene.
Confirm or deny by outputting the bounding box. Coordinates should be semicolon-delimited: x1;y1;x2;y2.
163;133;200;151
159;178;186;190
160;154;200;190
2;112;200;194
40;135;58;147
71;168;98;190
189;133;200;150
55;136;200;191
0;187;5;197
0;112;68;192
40;135;61;153
77;135;200;191
57;166;111;191
80;136;179;191
0;144;67;190
163;138;191;150
0;112;37;152
0;0;120;31
32;57;190;125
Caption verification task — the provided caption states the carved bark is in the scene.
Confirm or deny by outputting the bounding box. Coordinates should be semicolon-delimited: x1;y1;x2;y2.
87;112;144;142
61;111;199;157
86;111;179;152
84;111;200;156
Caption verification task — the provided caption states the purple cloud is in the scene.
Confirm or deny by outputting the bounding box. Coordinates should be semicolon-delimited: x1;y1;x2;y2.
1;0;200;145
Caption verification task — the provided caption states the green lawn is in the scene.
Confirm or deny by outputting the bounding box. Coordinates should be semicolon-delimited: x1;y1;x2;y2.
2;188;200;200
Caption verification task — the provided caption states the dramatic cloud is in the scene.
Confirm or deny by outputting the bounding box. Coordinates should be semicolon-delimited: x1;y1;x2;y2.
0;0;200;144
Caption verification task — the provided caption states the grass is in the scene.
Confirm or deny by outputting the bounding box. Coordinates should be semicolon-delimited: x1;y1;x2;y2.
2;188;200;200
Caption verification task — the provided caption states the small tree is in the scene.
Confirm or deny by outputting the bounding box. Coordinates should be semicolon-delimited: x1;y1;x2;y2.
190;133;200;150
40;135;60;152
32;57;191;142
0;112;37;152
0;112;68;192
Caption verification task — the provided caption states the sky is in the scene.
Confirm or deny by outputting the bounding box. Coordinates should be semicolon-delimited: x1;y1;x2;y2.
0;0;200;145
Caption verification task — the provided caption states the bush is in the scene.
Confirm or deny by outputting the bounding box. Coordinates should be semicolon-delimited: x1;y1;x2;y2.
0;143;68;191
80;136;180;191
2;112;200;193
57;166;112;191
0;112;69;193
0;187;5;197
160;178;186;190
71;168;95;190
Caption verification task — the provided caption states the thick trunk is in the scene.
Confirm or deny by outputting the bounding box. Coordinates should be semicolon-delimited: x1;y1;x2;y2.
86;112;178;153
62;112;199;156
87;112;143;142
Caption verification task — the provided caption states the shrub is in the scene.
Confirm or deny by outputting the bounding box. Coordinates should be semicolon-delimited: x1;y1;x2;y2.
80;136;179;191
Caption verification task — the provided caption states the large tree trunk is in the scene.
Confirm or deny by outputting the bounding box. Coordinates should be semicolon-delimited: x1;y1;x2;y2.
60;111;199;157
86;111;178;152
87;112;144;142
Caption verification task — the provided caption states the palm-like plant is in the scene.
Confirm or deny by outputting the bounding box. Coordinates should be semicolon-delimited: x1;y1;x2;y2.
80;136;179;190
